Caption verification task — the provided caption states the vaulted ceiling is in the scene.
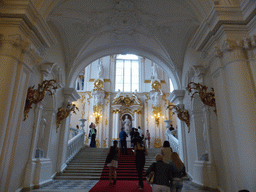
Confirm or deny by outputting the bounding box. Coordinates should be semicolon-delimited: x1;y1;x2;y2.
31;0;215;78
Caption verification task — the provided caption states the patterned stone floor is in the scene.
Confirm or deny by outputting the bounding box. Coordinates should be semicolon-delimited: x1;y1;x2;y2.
30;180;216;192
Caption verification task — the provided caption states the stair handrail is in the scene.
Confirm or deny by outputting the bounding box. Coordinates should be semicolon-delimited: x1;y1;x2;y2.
165;130;179;152
66;129;85;163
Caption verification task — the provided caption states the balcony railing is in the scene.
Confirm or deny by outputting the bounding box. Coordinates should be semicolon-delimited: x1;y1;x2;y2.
165;130;179;153
66;129;84;163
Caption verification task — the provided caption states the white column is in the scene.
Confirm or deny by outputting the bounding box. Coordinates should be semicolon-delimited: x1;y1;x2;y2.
112;111;120;140
168;90;187;167
0;35;34;191
221;44;256;190
56;88;80;172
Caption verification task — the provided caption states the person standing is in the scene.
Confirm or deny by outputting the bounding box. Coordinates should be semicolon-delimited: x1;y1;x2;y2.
145;130;151;148
106;140;120;185
134;138;148;190
161;141;173;164
89;122;97;148
130;128;135;148
137;126;143;137
119;127;128;155
146;154;173;192
169;152;186;192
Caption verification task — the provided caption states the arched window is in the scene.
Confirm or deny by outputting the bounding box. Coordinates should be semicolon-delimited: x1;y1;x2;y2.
115;54;139;92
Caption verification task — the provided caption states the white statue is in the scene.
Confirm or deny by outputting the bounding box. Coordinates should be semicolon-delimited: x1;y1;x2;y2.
97;60;103;79
151;64;159;80
92;91;105;106
150;89;163;107
122;115;131;134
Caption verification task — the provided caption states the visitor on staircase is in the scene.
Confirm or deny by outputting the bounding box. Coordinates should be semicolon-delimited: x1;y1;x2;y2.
89;122;97;148
106;140;120;186
161;141;173;164
134;138;148;191
119;127;128;155
146;154;173;192
169;152;186;192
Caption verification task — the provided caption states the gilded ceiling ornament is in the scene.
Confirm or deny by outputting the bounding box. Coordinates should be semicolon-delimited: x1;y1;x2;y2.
167;104;190;133
56;103;79;131
24;79;57;121
187;82;217;115
93;79;104;91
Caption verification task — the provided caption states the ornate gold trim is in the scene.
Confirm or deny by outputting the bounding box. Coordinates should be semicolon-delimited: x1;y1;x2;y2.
93;79;104;91
104;79;110;82
160;80;166;84
24;79;57;121
56;103;79;131
89;79;94;82
151;80;161;90
144;80;151;83
187;82;217;115
104;92;110;105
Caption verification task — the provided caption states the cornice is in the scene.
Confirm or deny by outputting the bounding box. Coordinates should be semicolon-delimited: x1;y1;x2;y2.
0;1;56;49
189;5;254;52
63;88;80;102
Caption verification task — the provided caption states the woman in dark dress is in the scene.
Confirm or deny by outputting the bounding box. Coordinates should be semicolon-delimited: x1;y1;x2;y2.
134;138;148;190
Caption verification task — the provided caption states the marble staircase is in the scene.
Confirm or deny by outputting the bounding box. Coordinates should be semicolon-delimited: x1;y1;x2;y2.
55;147;161;180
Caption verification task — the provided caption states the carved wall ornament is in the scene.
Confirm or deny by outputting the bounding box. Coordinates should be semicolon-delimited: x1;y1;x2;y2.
104;92;110;105
56;103;79;131
24;79;57;121
167;104;190;133
187;82;217;115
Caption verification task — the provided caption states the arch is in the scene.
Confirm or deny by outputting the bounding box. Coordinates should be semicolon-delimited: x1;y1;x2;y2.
67;46;181;90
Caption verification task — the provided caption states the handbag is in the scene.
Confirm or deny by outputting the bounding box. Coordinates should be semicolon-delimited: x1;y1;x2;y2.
105;146;115;164
146;163;156;184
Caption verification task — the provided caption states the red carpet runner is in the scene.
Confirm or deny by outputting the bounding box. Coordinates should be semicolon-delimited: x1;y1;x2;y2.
90;148;152;191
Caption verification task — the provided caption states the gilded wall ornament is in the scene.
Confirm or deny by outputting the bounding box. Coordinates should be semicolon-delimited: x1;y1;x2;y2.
93;79;104;91
154;138;162;148
96;140;100;148
187;82;217;115
113;94;141;106
56;103;79;131
151;80;161;90
167;104;190;133
24;79;57;121
103;138;108;148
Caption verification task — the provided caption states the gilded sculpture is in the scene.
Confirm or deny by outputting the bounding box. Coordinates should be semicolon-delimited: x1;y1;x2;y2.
167;104;190;133
24;79;57;121
187;82;217;114
113;94;141;106
93;79;104;91
56;103;79;131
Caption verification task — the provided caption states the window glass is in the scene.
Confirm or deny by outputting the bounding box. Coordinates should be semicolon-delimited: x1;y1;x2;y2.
115;54;139;92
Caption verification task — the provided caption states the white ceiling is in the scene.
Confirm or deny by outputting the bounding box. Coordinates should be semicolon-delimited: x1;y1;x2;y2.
44;0;214;77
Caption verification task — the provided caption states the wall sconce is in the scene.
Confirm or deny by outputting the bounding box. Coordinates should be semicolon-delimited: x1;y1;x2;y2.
56;103;79;132
93;111;102;125
152;106;162;125
187;82;217;115
93;104;103;125
24;79;57;120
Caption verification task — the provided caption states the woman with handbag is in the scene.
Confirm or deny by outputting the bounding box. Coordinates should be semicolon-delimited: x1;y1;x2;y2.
169;152;186;192
106;140;119;185
146;154;173;192
134;138;148;190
